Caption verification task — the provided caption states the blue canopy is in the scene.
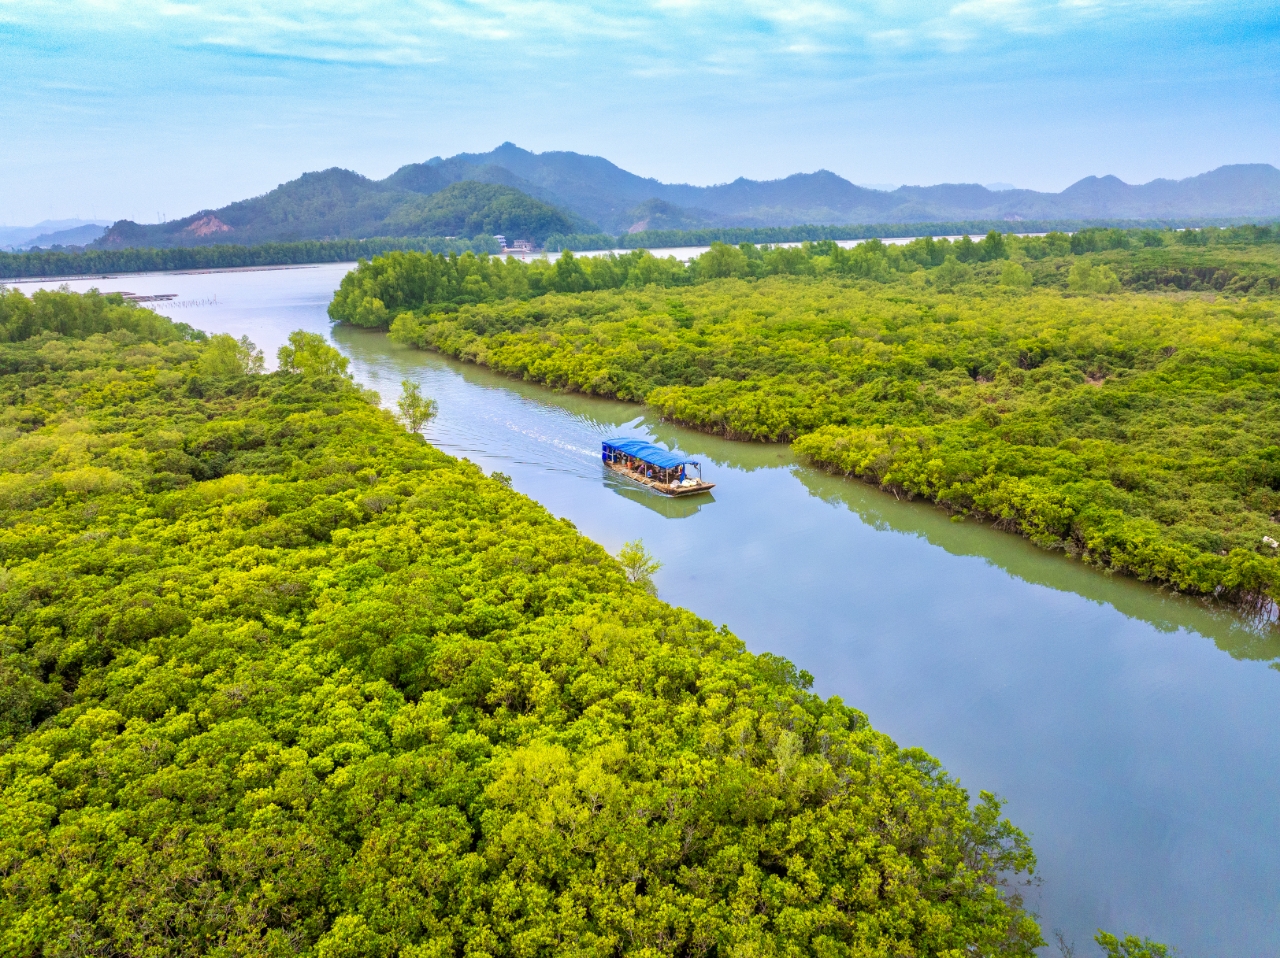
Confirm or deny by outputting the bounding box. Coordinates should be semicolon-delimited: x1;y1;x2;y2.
602;438;699;470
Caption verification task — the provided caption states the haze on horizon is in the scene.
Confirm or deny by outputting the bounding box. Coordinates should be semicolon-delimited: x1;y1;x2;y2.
2;0;1277;225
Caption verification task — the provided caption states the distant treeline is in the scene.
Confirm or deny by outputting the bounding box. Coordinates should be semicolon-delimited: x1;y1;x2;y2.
546;219;1280;252
5;221;1279;280
0;235;500;280
328;225;1280;330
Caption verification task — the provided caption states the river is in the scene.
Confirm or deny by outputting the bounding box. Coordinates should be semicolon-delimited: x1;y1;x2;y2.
12;264;1280;957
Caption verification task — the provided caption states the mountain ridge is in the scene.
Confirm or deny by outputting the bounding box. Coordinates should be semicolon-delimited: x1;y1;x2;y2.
89;145;1280;249
0;219;111;250
93;169;593;250
386;145;1280;231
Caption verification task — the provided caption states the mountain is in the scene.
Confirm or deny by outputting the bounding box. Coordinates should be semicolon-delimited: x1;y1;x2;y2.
385;145;1280;232
94;168;596;250
12;223;108;250
623;199;727;233
409;143;679;233
96;169;411;248
0;219;110;250
88;146;1280;251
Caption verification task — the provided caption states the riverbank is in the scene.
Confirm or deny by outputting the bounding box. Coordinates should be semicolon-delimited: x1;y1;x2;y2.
1;260;347;285
376;260;1280;615
0;233;1030;282
400;319;1280;621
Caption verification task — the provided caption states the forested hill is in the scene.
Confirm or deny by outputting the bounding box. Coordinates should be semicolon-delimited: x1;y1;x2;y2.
94;178;596;250
0;288;1043;955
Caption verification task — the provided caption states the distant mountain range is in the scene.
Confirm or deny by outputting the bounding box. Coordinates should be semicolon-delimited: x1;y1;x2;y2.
0;219;109;251
81;144;1280;250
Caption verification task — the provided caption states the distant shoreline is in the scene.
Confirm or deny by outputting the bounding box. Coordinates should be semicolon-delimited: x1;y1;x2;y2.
5;233;1060;284
4;261;350;286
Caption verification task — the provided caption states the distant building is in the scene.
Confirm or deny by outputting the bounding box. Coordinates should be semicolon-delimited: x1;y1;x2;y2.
494;235;535;254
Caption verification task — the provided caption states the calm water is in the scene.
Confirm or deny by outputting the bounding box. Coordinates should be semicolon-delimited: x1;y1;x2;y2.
15;266;1280;957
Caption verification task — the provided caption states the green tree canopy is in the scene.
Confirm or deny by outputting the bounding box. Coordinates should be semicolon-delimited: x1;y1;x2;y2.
396;378;438;432
277;329;351;377
0;290;1043;956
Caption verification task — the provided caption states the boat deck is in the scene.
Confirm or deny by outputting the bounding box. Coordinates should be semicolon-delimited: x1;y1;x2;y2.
605;460;714;497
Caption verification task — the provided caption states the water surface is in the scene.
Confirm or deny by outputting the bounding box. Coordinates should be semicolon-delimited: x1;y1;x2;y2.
14;266;1280;957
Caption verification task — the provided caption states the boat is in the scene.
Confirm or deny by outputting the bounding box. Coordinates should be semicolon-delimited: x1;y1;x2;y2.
601;438;715;497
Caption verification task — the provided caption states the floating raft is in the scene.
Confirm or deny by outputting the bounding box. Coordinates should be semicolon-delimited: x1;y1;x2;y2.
602;438;714;497
111;292;179;303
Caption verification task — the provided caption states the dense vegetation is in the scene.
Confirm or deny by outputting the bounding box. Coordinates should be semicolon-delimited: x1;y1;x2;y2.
0;236;501;281
0;289;1043;955
543;219;1269;255
329;227;1280;327
330;228;1280;610
3;222;1126;280
382;182;595;244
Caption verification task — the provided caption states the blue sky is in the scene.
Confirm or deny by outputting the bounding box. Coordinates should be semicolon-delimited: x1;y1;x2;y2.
3;0;1277;224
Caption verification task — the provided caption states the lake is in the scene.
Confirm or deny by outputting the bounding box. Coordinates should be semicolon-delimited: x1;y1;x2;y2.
13;264;1280;957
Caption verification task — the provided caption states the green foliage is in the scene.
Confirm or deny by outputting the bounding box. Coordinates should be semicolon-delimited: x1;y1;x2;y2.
372;253;1280;607
200;333;265;377
1095;930;1172;958
933;255;973;289
384;182;595;244
0;236;501;280
616;539;661;595
328;248;693;328
332;229;1280;334
1068;262;1121;293
1000;261;1033;289
596;221;1280;253
8;223;1278;284
204;166;415;244
542;231;618;252
0;291;1043;955
396;379;438;432
277;330;351;377
0;286;200;343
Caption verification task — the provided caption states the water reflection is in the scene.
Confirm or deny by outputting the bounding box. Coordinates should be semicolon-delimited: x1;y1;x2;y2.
791;466;1280;665
607;477;714;518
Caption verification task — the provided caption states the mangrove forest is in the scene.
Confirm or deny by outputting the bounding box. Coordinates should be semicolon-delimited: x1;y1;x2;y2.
328;226;1280;611
0;288;1043;955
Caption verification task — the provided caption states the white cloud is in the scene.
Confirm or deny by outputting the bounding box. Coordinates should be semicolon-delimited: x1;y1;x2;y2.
0;0;1255;71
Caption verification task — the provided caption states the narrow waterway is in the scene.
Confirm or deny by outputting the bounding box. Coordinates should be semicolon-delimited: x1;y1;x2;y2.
14;265;1280;957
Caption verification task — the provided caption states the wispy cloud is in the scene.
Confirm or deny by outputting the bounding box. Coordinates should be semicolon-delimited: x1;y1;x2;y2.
0;0;1274;223
1;0;1245;72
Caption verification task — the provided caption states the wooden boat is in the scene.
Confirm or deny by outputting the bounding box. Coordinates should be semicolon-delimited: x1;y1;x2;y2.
602;438;715;497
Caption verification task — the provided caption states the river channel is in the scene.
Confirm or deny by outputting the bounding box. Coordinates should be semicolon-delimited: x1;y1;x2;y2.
14;264;1280;957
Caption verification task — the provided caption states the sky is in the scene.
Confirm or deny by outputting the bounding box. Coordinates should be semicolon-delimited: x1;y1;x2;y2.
2;0;1278;225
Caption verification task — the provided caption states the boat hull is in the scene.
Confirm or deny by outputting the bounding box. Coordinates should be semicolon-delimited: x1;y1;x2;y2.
604;461;714;497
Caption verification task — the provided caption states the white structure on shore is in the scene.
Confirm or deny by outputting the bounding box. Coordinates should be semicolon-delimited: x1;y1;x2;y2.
494;234;535;254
